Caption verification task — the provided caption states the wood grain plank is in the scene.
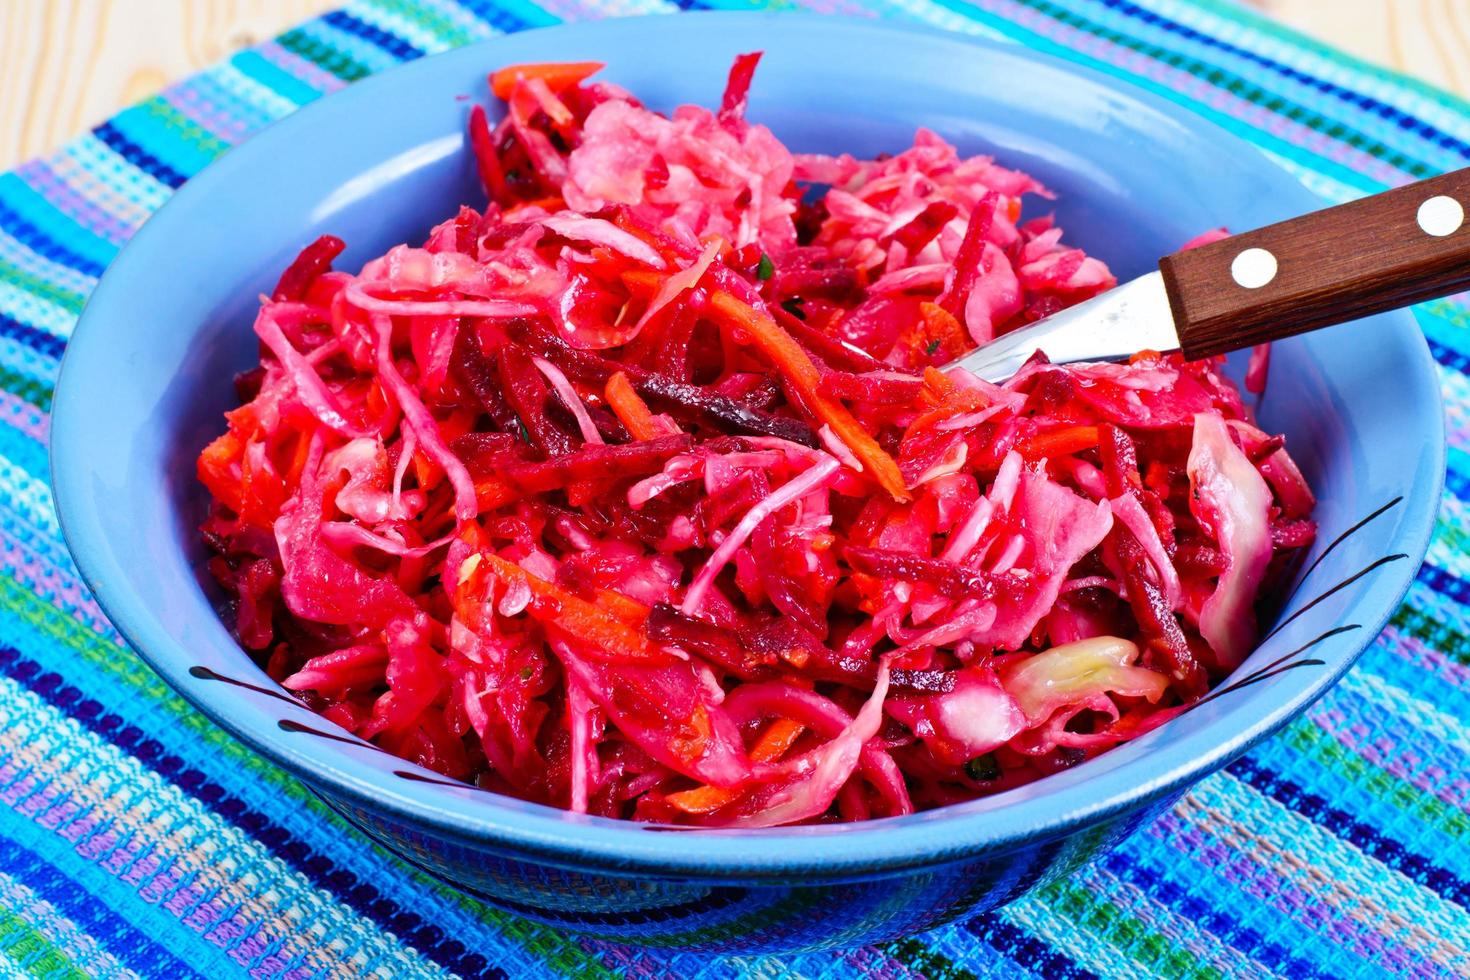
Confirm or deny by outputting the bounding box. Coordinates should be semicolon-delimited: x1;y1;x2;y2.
1261;0;1470;97
3;0;1470;174
0;0;334;170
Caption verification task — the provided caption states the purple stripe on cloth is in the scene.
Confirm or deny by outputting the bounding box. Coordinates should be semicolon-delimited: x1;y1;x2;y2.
255;40;352;96
0;390;47;444
0;537;111;631
12;160;139;246
165;87;256;148
1147;810;1426;977
1380;625;1470;690
974;0;1414;186
74;816;314;969
1310;706;1470;812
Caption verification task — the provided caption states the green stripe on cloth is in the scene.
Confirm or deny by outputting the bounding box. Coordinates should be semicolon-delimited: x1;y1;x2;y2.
0;573;625;979
920;0;1393;194
1281;717;1470;839
1393;603;1470;669
0;907;87;980
1181;0;1470;115
277;27;377;82
2;1;1469;977
1004;0;1439;177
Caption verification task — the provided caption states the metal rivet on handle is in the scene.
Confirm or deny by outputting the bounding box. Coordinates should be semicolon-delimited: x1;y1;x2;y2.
1417;195;1464;237
1231;247;1278;289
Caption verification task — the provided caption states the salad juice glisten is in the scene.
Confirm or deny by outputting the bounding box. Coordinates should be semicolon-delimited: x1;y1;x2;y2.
197;57;1316;826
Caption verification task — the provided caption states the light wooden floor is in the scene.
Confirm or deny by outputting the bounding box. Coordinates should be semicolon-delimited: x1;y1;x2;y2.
1;0;1469;171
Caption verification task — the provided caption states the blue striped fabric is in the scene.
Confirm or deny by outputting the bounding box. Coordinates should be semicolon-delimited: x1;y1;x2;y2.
1;1;1467;977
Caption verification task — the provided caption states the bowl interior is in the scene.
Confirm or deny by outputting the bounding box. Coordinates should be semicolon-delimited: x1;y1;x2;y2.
51;13;1443;877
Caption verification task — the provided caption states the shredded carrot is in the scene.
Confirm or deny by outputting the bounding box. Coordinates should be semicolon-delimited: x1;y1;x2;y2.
605;371;660;441
518;195;566;213
479;553;672;665
594;587;650;629
898;366;994;447
753;718;807;761
412;450;438;492
669;701;714;766
666;718;806;814
920;367;989;412
1017;425;1101;461
915;367;990;420
708;292;911;502
473;476;516;511
619;269;664;299
457;521;486;550
223;403;262;439
467;104;508;202
490;61;605;100
197;431;244;512
922;366;958;400
914;302;970;362
522;76;575;134
237;438;286;528
285;428;315;484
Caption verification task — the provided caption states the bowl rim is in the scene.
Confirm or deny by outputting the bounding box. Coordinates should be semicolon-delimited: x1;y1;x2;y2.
50;11;1445;880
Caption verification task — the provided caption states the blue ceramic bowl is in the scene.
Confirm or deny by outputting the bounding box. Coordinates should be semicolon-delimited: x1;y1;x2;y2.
51;13;1443;952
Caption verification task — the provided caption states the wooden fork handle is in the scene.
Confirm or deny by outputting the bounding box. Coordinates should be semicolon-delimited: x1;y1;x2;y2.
1160;167;1470;359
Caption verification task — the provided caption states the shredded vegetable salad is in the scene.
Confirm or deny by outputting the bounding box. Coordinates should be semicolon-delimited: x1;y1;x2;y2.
198;56;1316;826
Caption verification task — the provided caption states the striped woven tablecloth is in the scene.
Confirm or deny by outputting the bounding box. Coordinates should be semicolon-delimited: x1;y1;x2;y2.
2;1;1467;977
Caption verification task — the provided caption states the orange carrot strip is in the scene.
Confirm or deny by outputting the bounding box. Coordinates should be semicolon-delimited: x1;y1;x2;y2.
902;302;968;363
708;292;910;502
605;371;661;441
665;718;806;814
285;427;315;484
490;62;604;100
479;553;672;665
751;717;806;761
514;195;566;213
197;431;245;512
619;269;664;299
898;367;995;449
1017;425;1101;462
920;367;990;412
412;450;438;491
237;438;287;529
594;587;650;629
473;476;516;511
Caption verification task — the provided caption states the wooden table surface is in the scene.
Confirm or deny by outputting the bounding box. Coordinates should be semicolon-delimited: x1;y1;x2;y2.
3;0;1469;172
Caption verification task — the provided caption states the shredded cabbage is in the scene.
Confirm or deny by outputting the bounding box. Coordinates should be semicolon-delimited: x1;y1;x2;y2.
198;55;1316;826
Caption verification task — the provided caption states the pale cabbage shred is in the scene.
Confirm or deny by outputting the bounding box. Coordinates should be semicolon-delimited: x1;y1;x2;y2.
196;55;1313;827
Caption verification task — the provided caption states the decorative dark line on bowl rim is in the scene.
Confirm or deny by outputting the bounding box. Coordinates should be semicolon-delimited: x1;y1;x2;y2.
1193;623;1360;709
1262;553;1408;643
189;664;302;706
277;717;389;752
186;496;1410;798
394;770;491;792
1283;495;1402;606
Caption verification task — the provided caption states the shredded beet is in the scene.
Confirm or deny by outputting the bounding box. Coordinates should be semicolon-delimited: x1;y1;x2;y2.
199;57;1315;825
